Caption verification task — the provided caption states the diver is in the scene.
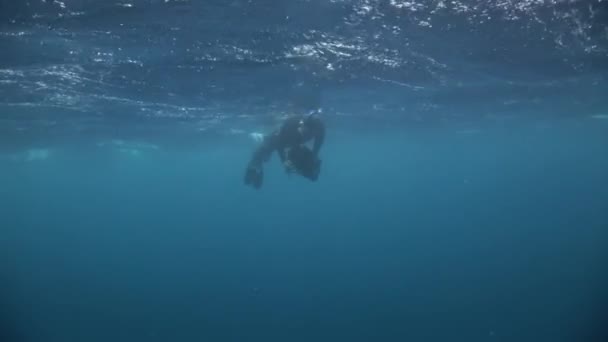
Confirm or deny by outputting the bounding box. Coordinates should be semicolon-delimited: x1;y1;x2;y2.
244;110;325;189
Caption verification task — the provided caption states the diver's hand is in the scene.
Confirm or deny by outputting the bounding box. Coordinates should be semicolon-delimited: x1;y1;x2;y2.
283;160;295;173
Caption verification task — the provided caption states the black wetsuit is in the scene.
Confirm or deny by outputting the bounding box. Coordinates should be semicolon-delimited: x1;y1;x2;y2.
245;115;325;188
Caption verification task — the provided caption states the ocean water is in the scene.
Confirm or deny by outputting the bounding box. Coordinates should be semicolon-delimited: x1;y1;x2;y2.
1;1;608;341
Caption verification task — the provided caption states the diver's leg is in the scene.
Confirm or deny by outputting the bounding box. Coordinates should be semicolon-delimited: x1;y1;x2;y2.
249;134;276;167
245;134;276;188
249;132;265;143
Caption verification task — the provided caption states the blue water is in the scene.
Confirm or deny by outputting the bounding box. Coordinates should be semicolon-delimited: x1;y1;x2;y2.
2;1;608;341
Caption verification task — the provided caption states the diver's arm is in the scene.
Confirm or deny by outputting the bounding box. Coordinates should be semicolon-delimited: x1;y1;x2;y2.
275;121;294;163
312;119;325;155
277;146;287;163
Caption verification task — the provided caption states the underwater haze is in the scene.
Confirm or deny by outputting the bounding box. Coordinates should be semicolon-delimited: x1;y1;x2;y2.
1;0;608;341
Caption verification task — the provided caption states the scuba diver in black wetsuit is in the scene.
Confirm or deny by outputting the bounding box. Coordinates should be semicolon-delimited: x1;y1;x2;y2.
244;110;325;189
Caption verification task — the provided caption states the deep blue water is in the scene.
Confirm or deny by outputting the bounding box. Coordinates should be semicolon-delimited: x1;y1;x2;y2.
2;1;608;341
